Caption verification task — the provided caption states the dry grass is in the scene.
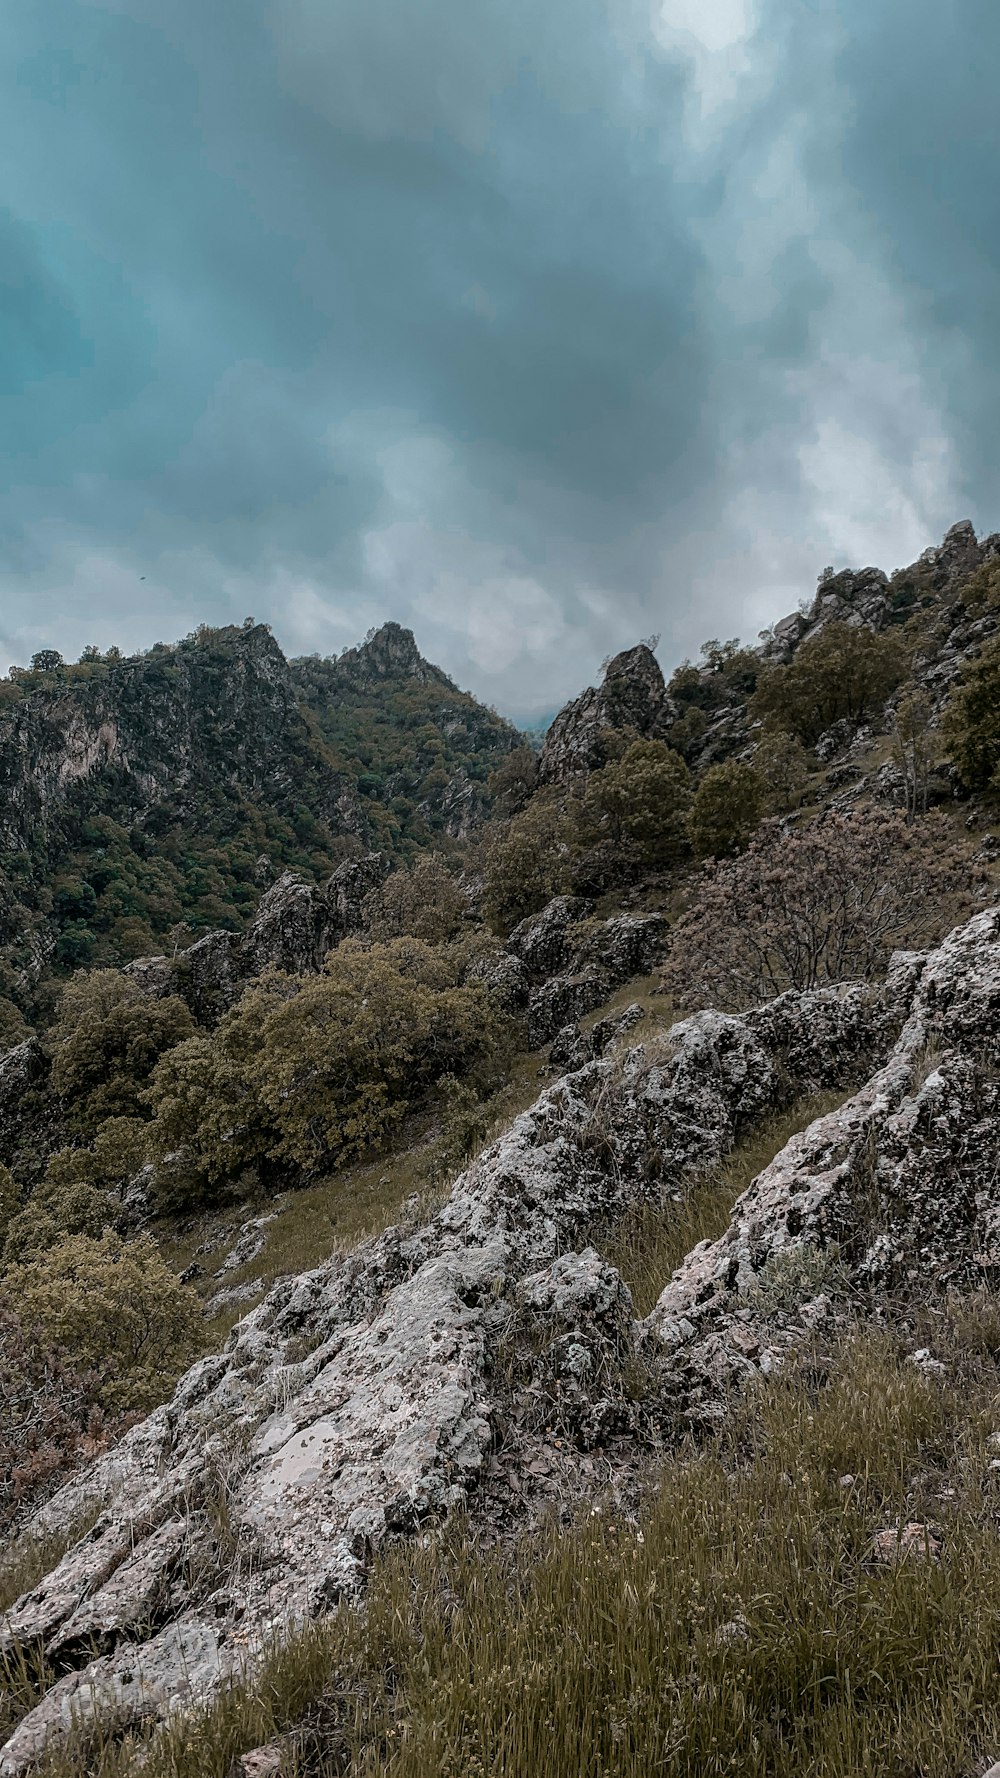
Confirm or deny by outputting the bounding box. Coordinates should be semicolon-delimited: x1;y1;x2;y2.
23;1305;1000;1778
158;1048;552;1343
605;1091;847;1316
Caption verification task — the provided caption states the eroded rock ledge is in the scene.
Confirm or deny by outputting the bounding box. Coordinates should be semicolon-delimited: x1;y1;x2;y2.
4;910;1000;1772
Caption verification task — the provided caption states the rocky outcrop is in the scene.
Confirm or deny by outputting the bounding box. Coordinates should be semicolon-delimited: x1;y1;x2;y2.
503;896;665;1046
7;909;1000;1770
126;854;391;1024
644;910;1000;1417
539;645;676;782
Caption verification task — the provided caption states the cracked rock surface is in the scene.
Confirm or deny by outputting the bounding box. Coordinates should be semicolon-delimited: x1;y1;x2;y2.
6;911;1000;1770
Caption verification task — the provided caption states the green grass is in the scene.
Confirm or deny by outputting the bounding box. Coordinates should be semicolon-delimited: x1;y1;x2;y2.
605;1091;848;1316
23;1306;1000;1778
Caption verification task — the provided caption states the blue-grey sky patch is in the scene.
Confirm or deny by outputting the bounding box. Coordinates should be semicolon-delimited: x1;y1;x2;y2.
1;0;997;713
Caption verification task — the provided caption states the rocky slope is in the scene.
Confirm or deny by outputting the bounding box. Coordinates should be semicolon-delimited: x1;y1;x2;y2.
0;622;519;1004
5;907;1000;1771
538;520;1000;787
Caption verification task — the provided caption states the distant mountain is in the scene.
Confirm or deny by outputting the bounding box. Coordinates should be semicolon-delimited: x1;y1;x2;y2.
0;619;520;1018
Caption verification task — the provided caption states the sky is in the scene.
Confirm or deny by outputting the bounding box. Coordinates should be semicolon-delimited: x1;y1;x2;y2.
2;1;998;717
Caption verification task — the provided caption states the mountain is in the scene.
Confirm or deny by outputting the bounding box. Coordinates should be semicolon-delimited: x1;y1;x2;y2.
0;620;519;1018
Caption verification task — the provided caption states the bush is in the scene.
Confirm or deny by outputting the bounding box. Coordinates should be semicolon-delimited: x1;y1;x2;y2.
0;1306;117;1537
687;760;764;858
576;740;691;871
146;940;517;1199
751;623;907;745
47;971;195;1132
662;810;973;1009
481;799;573;934
4;1233;204;1413
363;854;466;944
943;635;1000;792
752;730;813;813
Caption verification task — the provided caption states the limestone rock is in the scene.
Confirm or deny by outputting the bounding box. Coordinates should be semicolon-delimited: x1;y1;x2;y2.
507;896;590;979
539;645;676;782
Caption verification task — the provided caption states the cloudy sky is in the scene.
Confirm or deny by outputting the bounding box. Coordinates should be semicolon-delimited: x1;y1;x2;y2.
2;0;998;716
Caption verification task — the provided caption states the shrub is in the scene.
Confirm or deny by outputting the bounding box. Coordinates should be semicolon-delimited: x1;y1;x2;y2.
687;760;764;858
481;799;573;934
576;740;691;871
4;1233;204;1413
943;635;1000;792
0;1306;116;1538
363;854;466;944
47;970;195;1132
662;810;973;1009
752;730;813;813
751;623;907;745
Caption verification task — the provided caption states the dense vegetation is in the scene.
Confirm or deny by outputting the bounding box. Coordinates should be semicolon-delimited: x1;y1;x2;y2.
0;621;517;1021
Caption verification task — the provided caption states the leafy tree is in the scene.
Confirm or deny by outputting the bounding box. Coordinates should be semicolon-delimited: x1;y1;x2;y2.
4;1232;204;1412
244;940;513;1175
481;799;573;934
364;854;466;944
751;623;907;745
943;636;1000;793
891;692;938;823
662;811;973;1010
487;745;540;815
144;1029;274;1210
0;997;29;1052
0;1305;119;1535
30;650;64;674
961;560;1000;616
577;740;691;870
753;730;813;813
47;971;195;1131
687;761;765;858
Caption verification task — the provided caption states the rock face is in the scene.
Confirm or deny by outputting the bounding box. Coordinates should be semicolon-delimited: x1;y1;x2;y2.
539;645;676;782
6;908;1000;1770
126;854;391;1024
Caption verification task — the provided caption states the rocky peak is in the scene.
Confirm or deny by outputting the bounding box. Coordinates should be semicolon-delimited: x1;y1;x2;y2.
334;622;448;689
539;642;676;782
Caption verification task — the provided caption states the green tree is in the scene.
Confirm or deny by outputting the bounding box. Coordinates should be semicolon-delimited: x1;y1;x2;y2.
5;1232;204;1412
943;636;1000;792
688;761;765;858
364;854;466;944
48;970;195;1131
750;623;907;746
481;799;572;934
577;740;692;870
753;730;813;813
891;692;938;823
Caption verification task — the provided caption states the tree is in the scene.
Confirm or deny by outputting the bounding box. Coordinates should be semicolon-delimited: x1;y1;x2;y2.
0;1305;118;1536
48;970;195;1131
687;761;764;858
481;799;572;934
29;650;64;674
364;854;466;944
662;811;973;1011
4;1233;204;1412
891;692;938;823
753;730;813;813
750;623;907;745
943;636;1000;793
577;740;691;870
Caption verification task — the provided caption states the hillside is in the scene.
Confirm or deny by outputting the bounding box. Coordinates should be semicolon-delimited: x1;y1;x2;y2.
5;520;1000;1776
0;621;519;1027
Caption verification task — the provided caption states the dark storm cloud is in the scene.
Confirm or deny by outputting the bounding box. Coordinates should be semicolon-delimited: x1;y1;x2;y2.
1;0;998;710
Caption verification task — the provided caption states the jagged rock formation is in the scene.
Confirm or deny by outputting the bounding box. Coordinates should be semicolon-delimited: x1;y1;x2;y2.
7;910;1000;1767
538;644;676;782
505;895;665;1045
125;854;391;1024
0;621;520;1001
292;622;521;842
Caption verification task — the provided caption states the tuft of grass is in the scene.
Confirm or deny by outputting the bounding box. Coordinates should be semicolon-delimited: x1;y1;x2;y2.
605;1091;847;1316
24;1308;1000;1778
